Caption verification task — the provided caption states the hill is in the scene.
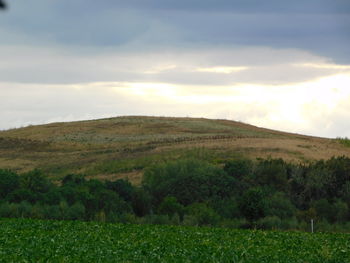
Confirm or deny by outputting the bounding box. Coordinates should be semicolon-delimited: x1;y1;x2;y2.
0;116;349;183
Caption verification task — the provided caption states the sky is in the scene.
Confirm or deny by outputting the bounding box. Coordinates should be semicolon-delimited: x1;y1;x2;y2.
1;0;350;138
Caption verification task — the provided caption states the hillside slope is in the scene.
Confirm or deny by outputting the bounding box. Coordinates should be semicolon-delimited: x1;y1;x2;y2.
0;116;349;183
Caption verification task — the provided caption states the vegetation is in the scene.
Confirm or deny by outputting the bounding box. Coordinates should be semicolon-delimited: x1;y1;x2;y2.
2;117;349;261
337;137;350;147
0;116;349;181
1;218;349;262
2;156;350;231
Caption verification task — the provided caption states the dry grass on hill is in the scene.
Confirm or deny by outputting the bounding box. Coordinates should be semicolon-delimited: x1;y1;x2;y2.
0;116;349;183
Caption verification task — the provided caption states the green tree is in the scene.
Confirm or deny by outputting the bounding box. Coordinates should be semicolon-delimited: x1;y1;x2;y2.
0;169;20;198
143;159;236;206
224;159;252;180
106;179;134;202
185;203;220;226
239;187;267;223
20;169;52;194
68;202;86;220
158;196;184;218
253;159;289;192
132;188;152;217
266;192;296;219
62;174;86;186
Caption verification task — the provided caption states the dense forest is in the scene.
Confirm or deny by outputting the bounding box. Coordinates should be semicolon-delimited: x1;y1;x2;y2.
1;156;350;232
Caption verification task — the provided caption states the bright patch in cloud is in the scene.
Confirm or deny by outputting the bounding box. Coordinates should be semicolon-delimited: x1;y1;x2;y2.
296;63;350;70
105;72;350;137
1;45;350;138
196;66;248;74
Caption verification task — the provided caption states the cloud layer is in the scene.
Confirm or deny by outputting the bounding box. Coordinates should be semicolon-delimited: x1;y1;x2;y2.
0;1;349;138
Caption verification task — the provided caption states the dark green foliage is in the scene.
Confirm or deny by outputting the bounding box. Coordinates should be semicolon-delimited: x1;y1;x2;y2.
62;173;86;186
157;196;184;218
20;169;52;194
67;202;86;220
210;197;240;219
253;158;289;192
43;189;62;205
257;216;282;230
132;188;152;217
312;198;334;222
313;198;349;223
185;203;220;226
2;156;350;231
106;179;134;202
224;158;252;180
7;188;38;204
0;169;19;198
326;156;350;197
266;192;296;219
143;159;236;206
239;187;267;222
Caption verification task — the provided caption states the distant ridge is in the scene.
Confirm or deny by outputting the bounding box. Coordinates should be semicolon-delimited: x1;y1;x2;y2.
0;116;349;183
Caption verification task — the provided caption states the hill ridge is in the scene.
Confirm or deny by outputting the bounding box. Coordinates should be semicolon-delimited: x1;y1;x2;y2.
0;116;349;182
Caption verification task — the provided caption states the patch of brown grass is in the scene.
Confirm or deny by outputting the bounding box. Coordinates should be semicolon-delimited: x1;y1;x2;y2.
1;116;350;180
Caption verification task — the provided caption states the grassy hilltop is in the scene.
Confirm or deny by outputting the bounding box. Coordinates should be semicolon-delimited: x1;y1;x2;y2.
0;116;349;182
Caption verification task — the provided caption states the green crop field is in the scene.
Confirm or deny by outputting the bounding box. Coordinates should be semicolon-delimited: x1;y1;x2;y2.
1;218;350;262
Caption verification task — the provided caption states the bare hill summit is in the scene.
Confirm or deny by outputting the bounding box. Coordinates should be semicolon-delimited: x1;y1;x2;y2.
1;116;349;183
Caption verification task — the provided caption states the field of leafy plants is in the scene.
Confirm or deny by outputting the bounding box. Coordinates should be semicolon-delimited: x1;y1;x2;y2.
0;218;350;262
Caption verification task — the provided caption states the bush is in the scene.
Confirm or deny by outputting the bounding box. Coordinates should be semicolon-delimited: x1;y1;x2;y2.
210;197;240;219
0;169;20;198
68;202;86;220
253;159;288;192
20;169;52;194
17;201;32;218
257;216;282;230
132;188;152;217
185;203;220;226
158;196;184;218
106;179;134;202
266;192;296;219
224;159;252;180
143;159;236;206
219;218;247;229
280;217;299;230
62;174;86;186
7;189;38;204
239;187;267;223
143;214;171;225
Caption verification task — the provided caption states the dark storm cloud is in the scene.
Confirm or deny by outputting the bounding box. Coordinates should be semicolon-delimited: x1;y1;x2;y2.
72;0;350;14
0;0;349;63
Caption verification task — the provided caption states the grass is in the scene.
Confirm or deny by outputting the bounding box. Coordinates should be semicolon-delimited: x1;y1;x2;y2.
337;137;350;148
1;218;350;262
0;116;349;181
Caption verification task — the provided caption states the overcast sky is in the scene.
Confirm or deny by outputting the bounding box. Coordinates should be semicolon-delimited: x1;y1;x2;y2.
1;0;350;138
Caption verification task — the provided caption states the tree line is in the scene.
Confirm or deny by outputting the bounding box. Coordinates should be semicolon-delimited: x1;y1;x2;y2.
1;156;350;232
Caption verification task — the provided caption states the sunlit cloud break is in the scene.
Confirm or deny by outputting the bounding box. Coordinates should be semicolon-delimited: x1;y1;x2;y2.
1;0;349;138
196;66;249;74
3;70;350;138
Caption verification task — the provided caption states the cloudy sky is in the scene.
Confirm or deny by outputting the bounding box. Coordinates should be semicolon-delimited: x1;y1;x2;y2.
1;0;350;137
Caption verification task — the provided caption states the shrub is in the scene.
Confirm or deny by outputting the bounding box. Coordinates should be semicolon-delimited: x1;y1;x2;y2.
239;187;267;223
158;196;184;218
257;216;282;230
0;169;20;198
185;203;220;226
